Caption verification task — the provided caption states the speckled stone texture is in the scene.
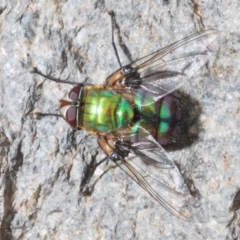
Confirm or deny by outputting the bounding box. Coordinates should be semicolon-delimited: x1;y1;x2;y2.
0;0;239;239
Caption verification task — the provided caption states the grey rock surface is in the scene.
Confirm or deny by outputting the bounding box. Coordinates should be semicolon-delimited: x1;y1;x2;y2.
0;0;240;239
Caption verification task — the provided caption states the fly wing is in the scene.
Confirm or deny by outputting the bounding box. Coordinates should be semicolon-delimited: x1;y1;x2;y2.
107;30;218;99
114;128;208;221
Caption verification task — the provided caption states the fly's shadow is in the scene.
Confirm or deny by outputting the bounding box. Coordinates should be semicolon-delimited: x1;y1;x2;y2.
164;90;202;151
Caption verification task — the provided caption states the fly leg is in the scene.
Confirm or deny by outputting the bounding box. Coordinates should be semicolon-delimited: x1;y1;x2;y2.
80;155;109;197
98;135;130;161
81;136;130;196
31;67;80;85
106;11;142;88
108;10;123;70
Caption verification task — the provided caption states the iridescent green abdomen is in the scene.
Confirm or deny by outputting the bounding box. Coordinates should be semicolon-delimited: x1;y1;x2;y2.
130;89;183;145
81;89;134;133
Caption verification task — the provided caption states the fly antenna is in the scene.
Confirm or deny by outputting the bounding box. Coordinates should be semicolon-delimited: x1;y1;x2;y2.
34;112;63;120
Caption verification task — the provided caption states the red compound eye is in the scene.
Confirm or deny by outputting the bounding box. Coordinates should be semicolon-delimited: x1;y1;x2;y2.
65;106;78;128
60;85;83;128
68;85;82;101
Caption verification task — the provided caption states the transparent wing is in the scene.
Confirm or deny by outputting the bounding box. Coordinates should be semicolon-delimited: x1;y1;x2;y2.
107;30;219;99
113;128;208;221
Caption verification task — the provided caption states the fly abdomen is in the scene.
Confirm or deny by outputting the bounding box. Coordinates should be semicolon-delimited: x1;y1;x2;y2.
155;95;183;145
131;89;183;146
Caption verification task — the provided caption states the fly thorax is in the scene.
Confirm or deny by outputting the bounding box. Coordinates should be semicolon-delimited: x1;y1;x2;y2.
81;89;134;133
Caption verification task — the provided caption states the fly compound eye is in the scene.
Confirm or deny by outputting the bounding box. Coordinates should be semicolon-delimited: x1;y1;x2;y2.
63;106;78;128
68;85;82;101
59;85;83;128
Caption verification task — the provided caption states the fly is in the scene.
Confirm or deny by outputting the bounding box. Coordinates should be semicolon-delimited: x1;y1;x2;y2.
32;12;218;221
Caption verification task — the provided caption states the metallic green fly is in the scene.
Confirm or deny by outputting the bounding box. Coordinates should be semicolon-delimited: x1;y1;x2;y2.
32;19;218;221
